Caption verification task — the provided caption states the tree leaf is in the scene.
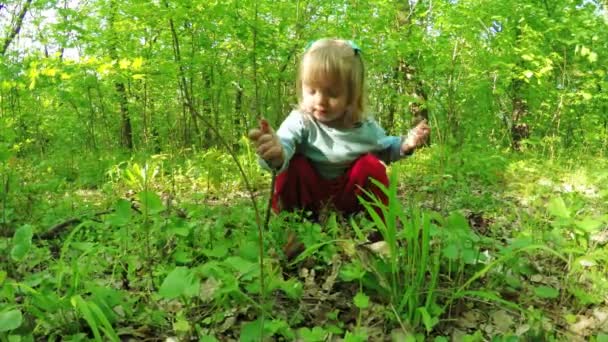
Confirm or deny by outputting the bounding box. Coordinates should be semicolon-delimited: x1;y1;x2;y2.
0;309;22;332
534;286;559;299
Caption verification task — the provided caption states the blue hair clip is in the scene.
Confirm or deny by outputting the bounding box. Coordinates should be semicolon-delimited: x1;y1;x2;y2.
305;39;362;55
347;40;362;55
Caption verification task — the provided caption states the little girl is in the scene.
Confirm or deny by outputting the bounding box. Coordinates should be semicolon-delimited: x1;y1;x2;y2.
249;38;430;219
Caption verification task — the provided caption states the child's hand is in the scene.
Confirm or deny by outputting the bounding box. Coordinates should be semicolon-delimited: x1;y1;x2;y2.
401;120;430;155
248;119;284;168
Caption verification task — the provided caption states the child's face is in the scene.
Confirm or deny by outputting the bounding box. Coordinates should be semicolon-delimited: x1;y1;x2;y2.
301;77;349;126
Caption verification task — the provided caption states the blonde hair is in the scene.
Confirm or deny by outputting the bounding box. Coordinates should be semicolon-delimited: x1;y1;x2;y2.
296;38;367;123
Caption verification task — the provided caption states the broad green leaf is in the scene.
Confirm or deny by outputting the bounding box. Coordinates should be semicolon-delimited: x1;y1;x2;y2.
173;315;190;332
225;256;256;276
596;333;608;342
166;218;190;237
108;199;131;226
138;191;164;214
240;319;263;342
344;329;368;342
534;286;559;299
547;197;570;219
447;212;470;231
442;244;459;260
339;261;366;281
298;327;327;341
11;225;33;261
202;244;229;259
159;267;199;300
277;278;303;299
0;310;22;332
353;291;369;309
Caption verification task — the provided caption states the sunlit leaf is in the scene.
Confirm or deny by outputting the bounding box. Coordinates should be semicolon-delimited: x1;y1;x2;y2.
521;54;534;61
547;197;570;219
580;92;592;101
119;59;131;69
575;218;602;232
131;57;143;70
588;52;598;63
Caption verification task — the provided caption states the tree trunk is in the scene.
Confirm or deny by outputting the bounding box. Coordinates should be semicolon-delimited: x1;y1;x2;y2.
510;26;529;151
108;0;133;150
115;82;133;149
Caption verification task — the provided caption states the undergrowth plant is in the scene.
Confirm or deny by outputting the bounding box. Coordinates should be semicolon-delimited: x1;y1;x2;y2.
356;171;442;334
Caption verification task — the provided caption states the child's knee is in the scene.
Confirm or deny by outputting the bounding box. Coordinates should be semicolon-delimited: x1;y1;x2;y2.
353;154;388;183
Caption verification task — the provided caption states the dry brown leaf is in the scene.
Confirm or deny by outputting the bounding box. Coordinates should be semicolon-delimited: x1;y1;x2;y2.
456;310;481;329
491;310;514;333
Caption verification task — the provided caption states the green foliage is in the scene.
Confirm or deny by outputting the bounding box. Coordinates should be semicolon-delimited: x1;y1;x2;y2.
0;309;22;332
10;225;33;261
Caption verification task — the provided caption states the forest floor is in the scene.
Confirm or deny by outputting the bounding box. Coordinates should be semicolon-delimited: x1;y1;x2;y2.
1;144;607;341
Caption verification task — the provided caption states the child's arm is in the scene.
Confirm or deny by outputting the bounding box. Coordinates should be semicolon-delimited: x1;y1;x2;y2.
400;120;430;155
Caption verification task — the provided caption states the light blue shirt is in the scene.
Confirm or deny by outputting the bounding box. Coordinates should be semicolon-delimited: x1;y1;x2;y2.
260;110;409;179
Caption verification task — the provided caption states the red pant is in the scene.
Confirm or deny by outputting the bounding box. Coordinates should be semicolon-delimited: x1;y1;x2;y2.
272;154;389;217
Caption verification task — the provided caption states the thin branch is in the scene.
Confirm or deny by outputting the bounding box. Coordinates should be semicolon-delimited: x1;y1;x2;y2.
1;0;32;56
